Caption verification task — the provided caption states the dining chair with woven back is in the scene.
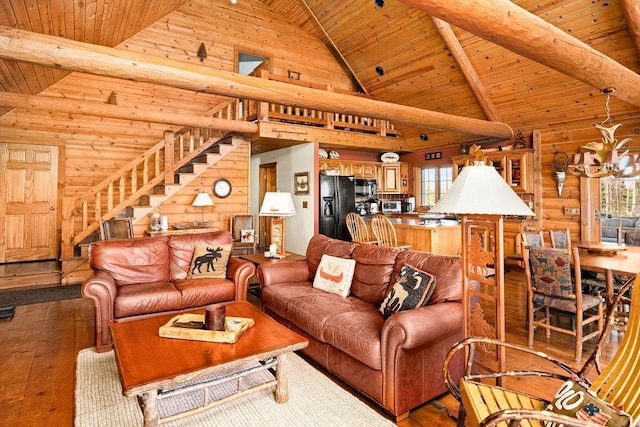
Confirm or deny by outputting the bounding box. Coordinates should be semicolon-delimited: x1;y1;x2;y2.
370;214;411;250
443;273;640;426
521;229;545;249
549;228;571;250
524;246;605;363
345;212;376;245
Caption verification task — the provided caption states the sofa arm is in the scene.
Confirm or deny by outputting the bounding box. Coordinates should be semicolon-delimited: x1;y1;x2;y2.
257;261;310;288
81;270;117;353
382;302;464;351
227;257;256;301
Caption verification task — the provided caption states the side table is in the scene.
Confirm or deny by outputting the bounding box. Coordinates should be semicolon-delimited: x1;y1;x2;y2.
238;252;306;298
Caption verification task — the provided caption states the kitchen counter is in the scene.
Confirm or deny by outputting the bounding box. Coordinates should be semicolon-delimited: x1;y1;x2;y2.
364;216;461;255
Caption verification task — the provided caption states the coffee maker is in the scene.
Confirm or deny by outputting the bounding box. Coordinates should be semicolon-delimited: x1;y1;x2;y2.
404;197;415;213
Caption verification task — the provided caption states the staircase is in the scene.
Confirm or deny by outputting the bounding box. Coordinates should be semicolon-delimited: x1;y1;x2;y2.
59;102;242;284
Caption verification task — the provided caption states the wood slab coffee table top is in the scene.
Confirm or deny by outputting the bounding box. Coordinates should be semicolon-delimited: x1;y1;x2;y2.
110;301;308;396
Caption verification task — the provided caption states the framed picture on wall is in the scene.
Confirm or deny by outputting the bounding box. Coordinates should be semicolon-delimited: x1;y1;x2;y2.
294;172;309;195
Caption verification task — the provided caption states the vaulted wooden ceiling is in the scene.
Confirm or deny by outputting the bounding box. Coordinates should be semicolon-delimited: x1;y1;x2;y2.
1;0;639;153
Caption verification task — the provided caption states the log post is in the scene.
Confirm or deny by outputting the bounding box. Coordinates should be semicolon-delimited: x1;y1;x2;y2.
164;131;175;185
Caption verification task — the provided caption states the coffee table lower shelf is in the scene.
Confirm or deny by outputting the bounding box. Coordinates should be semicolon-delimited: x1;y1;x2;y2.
140;355;289;426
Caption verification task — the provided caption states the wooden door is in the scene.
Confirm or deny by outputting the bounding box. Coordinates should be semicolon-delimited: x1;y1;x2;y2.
259;162;277;248
0;144;59;262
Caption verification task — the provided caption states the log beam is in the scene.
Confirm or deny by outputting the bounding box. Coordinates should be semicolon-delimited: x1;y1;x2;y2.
400;0;640;107
431;18;502;122
621;0;640;62
0;26;513;140
0;92;258;133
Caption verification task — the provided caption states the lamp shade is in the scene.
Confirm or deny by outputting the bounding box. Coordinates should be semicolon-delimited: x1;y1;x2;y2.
430;165;535;216
259;192;296;217
192;192;214;207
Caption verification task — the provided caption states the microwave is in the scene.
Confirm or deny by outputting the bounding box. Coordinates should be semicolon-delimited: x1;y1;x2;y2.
381;200;402;214
355;179;377;198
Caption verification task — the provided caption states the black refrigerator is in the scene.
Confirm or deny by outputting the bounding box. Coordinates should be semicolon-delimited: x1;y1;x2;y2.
319;175;356;241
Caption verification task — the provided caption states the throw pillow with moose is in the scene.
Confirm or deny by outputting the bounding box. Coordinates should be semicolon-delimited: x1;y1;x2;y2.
187;244;232;279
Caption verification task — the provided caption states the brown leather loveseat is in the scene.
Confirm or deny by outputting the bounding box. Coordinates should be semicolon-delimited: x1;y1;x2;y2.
257;234;465;421
82;230;255;352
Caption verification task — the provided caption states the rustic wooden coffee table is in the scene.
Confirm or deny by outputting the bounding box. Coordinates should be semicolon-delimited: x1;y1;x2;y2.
109;301;308;427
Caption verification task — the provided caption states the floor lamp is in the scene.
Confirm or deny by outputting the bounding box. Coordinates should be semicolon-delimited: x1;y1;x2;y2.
430;158;534;376
259;192;296;256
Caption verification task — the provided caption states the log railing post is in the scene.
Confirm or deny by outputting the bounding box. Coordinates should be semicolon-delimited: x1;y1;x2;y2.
164;130;175;185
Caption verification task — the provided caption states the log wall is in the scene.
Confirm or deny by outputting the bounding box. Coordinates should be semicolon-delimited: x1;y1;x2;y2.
538;115;640;240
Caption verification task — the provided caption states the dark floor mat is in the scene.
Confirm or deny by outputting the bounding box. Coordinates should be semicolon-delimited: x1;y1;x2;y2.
0;284;82;307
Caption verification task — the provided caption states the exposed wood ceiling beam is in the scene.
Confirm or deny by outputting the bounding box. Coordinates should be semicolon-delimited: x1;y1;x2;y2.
299;0;368;94
621;0;640;62
399;0;640;107
0;92;259;133
431;17;502;122
0;26;513;140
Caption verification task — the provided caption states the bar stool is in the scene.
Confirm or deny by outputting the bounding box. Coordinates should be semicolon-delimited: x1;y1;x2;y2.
370;214;411;249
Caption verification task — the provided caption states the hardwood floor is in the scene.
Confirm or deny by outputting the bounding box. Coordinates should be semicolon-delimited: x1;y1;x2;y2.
0;269;622;426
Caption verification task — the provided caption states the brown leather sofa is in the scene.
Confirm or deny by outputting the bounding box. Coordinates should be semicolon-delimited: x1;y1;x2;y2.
257;234;465;421
82;231;255;352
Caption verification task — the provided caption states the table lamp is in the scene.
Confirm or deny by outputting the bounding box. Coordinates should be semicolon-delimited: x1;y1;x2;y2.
192;192;215;228
259;192;296;256
430;153;534;377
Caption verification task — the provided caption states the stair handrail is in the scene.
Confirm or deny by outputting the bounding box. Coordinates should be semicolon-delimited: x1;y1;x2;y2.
61;100;238;258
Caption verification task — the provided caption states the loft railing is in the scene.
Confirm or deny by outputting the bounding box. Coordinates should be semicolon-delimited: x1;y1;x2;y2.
60;101;237;259
244;70;401;138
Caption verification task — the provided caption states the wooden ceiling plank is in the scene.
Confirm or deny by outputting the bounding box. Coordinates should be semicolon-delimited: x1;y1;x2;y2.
0;92;259;133
299;0;367;94
431;17;501;122
0;25;514;139
399;0;640;107
621;0;640;62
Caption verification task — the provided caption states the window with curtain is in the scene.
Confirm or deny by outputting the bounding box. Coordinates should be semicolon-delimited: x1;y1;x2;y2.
420;166;452;208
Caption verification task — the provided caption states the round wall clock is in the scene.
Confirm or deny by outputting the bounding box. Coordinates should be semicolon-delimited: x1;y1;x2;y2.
212;178;232;198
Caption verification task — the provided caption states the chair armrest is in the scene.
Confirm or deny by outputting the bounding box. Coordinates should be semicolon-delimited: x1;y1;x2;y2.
443;337;583;402
381;302;464;351
81;270;117;352
257;261;310;289
226;257;256;302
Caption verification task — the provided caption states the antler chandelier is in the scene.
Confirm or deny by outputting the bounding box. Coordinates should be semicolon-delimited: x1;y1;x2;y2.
569;88;639;178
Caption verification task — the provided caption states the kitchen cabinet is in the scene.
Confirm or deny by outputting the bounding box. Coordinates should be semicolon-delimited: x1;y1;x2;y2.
319;159;378;179
379;162;409;194
319;159;408;193
452;149;533;193
380;163;400;193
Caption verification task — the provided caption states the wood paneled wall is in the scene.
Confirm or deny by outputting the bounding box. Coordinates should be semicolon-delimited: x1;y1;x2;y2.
132;140;250;236
0;0;355;238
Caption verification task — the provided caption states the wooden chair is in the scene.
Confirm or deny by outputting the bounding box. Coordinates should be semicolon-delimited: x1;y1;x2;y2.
99;217;134;240
521;229;545;249
370;214;411;249
549;228;571;250
444;273;639;426
345;212;376;244
230;214;256;255
525;246;604;363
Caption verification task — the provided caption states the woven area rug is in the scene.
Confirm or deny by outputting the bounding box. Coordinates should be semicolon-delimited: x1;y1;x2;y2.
75;348;395;427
